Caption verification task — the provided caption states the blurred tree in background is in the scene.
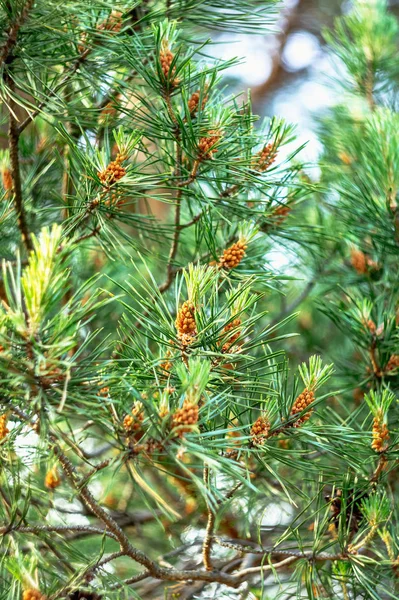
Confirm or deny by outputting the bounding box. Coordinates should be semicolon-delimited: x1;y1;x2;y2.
0;0;399;599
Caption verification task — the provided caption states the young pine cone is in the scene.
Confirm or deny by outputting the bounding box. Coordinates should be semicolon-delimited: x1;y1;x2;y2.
386;354;399;372
350;248;367;274
371;412;389;453
175;301;196;346
221;318;242;353
253;143;277;172
0;414;9;439
188;89;207;115
198;130;221;160
123;402;144;434
290;388;315;427
45;468;61;490
2;168;12;192
23;591;46;600
251;416;270;446
97;153;126;186
172;400;199;437
159;46;179;85
219;240;247;270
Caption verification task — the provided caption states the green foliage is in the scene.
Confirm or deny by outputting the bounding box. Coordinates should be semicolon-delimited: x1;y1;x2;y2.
0;0;399;599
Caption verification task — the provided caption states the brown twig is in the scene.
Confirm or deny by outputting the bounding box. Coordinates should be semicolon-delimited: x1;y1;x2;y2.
202;466;216;571
0;0;35;68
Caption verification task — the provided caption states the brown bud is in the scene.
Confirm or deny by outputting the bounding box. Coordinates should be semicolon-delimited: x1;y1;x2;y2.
188;89;208;115
45;468;61;490
371;411;389;453
221;318;242;353
252;143;277;172
350;248;367;274
175;301;196;346
2;168;12;193
386;354;399;372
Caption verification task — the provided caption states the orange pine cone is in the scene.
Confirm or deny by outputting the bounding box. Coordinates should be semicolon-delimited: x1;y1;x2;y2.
45;468;61;490
123;401;144;433
253;142;277;172
175;301;196;346
198;130;221;160
2;168;12;192
0;414;9;439
98;153;127;186
219;240;247;269
250;416;270;446
188;89;208;114
22;590;46;600
371;412;389;453
221;318;242;352
290;388;315;427
172;400;199;437
350;248;367;274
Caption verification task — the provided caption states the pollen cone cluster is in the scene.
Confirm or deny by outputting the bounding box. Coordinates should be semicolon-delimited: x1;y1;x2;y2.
253;142;277;172
188;90;207;115
221;318;242;353
98;153;127;186
290;388;314;427
371;411;389;453
45;468;61;490
251;416;270;446
175;301;196;347
219;240;247;269
160;46;179;85
123;401;144;434
198;130;221;160
172;400;199;437
98;9;123;32
386;354;399;372
0;414;9;439
272;205;290;225
22;591;46;600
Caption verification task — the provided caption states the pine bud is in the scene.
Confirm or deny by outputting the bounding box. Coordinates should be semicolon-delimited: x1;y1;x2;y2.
175;301;196;346
45;468;61;489
350;248;367;274
198;130;221;160
371;410;389;453
218;239;247;269
0;414;9;439
97;153;127;186
250;416;270;446
22;591;47;600
123;401;144;433
386;354;399;372
290;388;314;427
172;400;199;437
188;89;208;115
253;143;277;172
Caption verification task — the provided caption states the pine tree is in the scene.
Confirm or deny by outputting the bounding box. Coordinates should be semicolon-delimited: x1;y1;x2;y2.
0;0;398;599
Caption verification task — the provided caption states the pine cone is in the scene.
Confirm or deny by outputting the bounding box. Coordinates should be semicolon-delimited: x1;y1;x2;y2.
0;414;9;439
350;248;367;274
371;412;389;452
45;468;61;489
250;416;270;445
123;401;144;434
290;388;314;427
172;400;199;437
198;130;221;159
188;89;207;115
221;318;242;352
22;590;46;600
97;153;126;186
253;142;277;172
219;240;247;269
2;168;12;191
175;301;196;345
